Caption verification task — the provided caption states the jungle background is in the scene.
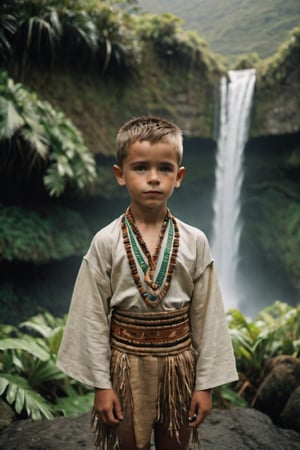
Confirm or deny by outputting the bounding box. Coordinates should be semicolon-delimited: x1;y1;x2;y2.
0;0;299;428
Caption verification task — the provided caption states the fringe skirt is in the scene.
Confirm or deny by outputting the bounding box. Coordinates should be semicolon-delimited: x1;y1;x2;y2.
91;306;199;449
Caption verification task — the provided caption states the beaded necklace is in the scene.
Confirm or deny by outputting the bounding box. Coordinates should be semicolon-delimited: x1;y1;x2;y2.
122;207;180;307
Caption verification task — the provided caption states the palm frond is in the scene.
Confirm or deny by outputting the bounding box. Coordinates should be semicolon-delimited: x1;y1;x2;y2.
0;373;54;420
0;12;17;57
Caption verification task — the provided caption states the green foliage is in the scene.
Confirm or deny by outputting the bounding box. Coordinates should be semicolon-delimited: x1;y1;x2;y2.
0;71;96;197
135;13;223;74
0;311;93;421
257;25;300;87
54;385;94;416
0;0;141;75
0;2;17;62
0;373;54;420
233;53;261;70
0;205;91;262
228;301;300;404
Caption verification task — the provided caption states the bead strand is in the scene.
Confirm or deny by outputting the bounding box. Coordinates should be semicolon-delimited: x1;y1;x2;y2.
121;207;180;307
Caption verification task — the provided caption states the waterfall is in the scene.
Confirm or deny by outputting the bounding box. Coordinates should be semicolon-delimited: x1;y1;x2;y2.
211;69;256;310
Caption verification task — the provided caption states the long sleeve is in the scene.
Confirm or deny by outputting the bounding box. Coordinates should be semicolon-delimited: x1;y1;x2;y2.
56;251;113;389
190;243;238;390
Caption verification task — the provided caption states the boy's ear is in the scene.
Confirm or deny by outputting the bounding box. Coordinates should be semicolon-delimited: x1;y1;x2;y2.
113;164;126;186
175;166;185;188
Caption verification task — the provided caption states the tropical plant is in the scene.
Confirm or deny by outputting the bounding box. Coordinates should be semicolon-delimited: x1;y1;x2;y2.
228;301;300;404
0;317;61;420
0;71;96;197
0;312;93;420
0;1;17;63
0;0;141;75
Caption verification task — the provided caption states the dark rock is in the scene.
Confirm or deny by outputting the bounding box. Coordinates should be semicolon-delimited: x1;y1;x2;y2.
253;355;300;426
0;399;15;431
0;408;300;450
280;386;300;433
0;413;93;450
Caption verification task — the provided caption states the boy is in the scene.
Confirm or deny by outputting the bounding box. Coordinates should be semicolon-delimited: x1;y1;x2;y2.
57;116;238;450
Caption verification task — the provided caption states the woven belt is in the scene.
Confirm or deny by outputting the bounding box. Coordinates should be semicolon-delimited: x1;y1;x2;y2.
110;305;191;356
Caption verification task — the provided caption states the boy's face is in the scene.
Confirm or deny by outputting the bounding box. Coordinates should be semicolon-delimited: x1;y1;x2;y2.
113;140;185;211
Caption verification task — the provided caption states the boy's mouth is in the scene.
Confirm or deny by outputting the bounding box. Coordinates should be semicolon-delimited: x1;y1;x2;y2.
144;190;163;195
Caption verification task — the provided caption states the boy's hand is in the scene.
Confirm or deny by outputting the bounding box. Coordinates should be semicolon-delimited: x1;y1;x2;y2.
94;388;123;425
188;389;212;427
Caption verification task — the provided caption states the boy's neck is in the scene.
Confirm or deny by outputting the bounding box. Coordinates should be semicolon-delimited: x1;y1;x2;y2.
129;204;168;226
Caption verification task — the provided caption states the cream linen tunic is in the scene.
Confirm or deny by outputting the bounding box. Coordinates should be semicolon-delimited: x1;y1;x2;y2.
57;215;238;390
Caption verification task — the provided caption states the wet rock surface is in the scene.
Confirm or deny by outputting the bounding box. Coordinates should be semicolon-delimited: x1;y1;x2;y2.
0;407;300;450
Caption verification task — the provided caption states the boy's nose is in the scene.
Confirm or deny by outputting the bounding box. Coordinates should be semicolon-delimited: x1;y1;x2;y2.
148;169;160;184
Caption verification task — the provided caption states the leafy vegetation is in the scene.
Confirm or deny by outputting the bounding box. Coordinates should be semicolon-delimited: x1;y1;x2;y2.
0;0;140;76
134;12;223;75
0;302;299;421
0;205;91;263
0;71;96;197
227;301;300;405
256;25;300;87
0;311;93;420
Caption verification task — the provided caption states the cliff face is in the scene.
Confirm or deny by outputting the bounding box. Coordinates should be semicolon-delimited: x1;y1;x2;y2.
17;44;220;157
251;26;300;137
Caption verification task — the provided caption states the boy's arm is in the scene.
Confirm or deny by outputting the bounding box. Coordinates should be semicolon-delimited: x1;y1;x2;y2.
190;259;238;391
94;388;123;425
188;389;212;427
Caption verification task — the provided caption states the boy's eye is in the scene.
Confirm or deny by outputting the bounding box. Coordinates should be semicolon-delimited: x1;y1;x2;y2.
160;165;174;172
133;164;147;171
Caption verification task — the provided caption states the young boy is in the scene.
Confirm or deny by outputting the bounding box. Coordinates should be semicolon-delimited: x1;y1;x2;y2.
57;116;238;450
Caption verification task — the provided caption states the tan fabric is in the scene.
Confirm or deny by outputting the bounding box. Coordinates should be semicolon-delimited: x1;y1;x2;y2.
57;215;238;391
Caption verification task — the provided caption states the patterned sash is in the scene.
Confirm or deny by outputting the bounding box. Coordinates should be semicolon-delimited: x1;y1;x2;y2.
110;306;191;356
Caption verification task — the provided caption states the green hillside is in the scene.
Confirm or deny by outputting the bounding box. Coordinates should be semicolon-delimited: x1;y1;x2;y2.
138;0;300;58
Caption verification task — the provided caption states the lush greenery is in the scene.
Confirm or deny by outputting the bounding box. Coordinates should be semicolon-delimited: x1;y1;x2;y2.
0;71;96;197
228;301;300;405
0;301;298;421
134;12;223;74
138;0;300;59
0;205;91;263
0;0;140;76
0;312;93;420
256;25;300;87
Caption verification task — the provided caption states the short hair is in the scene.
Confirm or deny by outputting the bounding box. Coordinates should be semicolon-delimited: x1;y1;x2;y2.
116;116;183;166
